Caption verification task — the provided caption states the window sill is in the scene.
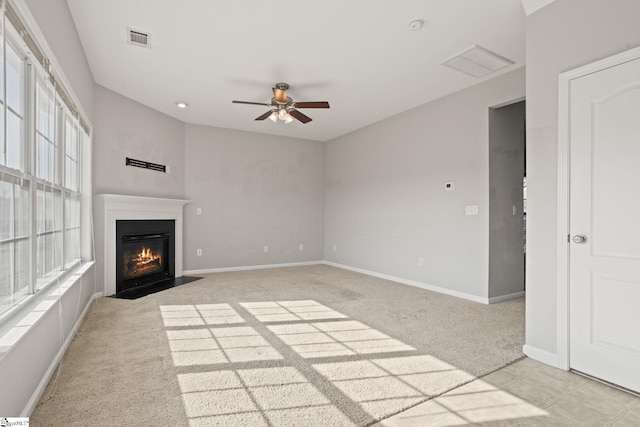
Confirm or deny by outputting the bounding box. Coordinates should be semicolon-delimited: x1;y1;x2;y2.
35;258;83;292
0;260;96;362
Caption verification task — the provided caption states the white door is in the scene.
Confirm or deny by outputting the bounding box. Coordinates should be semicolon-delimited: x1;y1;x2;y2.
569;55;640;392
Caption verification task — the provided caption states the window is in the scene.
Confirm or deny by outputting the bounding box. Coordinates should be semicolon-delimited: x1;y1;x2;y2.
64;115;79;190
0;173;30;313
4;43;24;171
35;184;63;287
63;114;81;268
64;192;80;267
36;80;56;182
0;12;90;316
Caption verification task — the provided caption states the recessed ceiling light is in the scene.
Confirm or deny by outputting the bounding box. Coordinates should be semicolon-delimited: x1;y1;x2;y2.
175;102;188;109
408;19;424;31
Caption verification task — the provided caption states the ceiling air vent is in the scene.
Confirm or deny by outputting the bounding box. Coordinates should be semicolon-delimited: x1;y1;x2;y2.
127;28;150;48
442;45;514;78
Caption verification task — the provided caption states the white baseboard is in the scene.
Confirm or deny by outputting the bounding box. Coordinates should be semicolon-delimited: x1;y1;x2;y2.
22;291;102;416
523;344;563;369
323;261;490;304
183;260;325;276
488;291;526;304
185;260;524;306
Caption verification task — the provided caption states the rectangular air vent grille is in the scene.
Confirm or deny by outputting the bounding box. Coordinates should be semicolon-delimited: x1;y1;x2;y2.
127;28;150;48
442;45;514;78
126;157;165;172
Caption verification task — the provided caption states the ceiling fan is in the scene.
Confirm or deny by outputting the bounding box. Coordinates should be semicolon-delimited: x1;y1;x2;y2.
232;83;330;124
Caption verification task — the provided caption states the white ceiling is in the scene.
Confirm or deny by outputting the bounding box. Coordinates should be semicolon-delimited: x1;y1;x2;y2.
66;0;526;142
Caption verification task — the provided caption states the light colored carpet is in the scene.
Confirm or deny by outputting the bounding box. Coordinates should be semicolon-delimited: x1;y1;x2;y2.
31;265;524;426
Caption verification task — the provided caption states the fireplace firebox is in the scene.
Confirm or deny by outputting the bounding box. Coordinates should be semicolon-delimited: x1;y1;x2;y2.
116;220;175;293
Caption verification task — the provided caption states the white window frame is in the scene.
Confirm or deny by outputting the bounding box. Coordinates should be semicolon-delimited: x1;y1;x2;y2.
0;13;85;315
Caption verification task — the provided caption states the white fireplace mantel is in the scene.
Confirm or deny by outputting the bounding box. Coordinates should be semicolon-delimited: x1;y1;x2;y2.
95;194;190;296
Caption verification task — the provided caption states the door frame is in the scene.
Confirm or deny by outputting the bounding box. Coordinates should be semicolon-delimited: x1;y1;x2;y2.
556;45;640;371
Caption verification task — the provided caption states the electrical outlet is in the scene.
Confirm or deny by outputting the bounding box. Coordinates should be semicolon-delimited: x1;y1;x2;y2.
418;257;424;266
264;246;268;253
299;243;304;251
196;207;202;215
512;205;517;215
445;181;455;191
196;249;202;256
465;205;479;216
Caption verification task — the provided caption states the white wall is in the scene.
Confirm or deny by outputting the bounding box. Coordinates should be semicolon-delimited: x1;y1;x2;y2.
93;84;186;199
525;0;640;361
488;101;525;299
183;125;324;271
0;265;97;416
324;68;525;300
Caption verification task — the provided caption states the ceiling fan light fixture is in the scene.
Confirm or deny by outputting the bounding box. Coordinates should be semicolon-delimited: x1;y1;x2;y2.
233;82;330;124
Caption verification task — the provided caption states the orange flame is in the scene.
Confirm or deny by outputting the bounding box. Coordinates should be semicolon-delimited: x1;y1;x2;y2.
136;247;161;264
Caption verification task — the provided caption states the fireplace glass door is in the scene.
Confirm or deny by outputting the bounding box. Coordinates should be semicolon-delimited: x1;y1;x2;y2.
116;219;175;293
122;234;168;283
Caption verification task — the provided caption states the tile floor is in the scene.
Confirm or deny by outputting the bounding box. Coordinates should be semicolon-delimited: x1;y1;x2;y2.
376;357;640;426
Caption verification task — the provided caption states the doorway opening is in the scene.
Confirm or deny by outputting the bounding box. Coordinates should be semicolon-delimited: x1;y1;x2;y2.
488;99;526;301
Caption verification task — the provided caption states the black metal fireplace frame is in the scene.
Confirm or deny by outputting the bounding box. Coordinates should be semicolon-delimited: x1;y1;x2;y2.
115;219;175;293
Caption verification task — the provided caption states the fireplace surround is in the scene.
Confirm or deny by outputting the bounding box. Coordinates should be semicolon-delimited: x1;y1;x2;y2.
95;194;189;296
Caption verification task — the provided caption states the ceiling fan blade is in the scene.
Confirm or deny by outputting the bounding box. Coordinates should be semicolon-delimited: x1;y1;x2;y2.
255;111;274;121
273;87;287;103
289;109;312;124
293;101;330;109
232;100;271;106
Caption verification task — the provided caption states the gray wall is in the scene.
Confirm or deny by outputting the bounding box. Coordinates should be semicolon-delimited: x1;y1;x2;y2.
93;85;186;198
184;125;324;271
324;68;525;300
525;0;640;358
24;0;94;121
489;101;525;299
92;85;186;294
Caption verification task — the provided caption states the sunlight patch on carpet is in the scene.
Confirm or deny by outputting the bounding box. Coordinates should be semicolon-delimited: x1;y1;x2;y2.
167;325;283;366
160;303;245;326
161;299;539;426
268;319;416;358
377;379;549;426
178;366;354;426
240;300;348;322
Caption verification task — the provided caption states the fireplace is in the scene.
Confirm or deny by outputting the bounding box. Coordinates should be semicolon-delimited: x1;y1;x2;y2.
96;194;189;296
116;220;175;293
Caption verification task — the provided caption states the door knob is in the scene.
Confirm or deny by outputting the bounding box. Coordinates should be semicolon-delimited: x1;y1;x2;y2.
572;234;587;244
